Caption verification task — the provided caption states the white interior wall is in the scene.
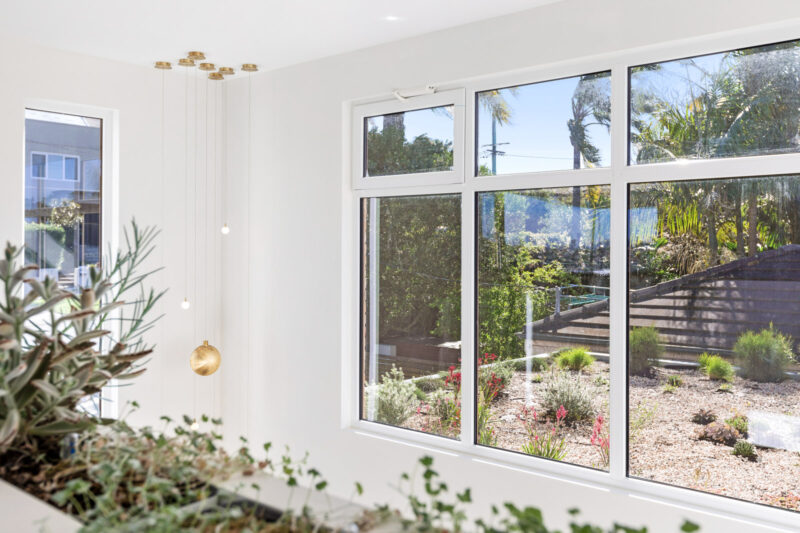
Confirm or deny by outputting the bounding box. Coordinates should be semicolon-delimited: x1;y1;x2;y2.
2;0;800;530
0;37;222;428
220;1;800;531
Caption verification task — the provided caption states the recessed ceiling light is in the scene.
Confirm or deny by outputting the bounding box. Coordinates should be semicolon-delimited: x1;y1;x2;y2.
384;15;402;22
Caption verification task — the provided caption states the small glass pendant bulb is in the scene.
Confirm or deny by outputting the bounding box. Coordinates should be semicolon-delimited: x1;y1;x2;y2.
221;223;230;235
181;297;191;310
190;418;199;431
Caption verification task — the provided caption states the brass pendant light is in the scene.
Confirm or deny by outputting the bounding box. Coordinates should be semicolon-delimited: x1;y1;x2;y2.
190;340;221;376
155;51;259;378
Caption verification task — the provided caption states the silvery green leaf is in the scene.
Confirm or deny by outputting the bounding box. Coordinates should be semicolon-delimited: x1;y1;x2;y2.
0;409;20;447
32;379;61;399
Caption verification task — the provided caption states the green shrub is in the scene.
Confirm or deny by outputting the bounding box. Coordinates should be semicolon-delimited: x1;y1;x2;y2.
542;372;594;423
666;375;683;387
478;360;514;391
415;376;445;393
703;355;734;382
530;374;543;384
428;389;459;423
477;402;496;447
662;383;677;394
629;326;663;376
511;356;550;372
375;366;417;426
555;347;594;371
725;414;749;437
732;440;757;460
697;422;741;446
734;325;795;382
414;387;427;402
716;383;733;393
24;222;66;269
698;352;713;371
691;409;716;425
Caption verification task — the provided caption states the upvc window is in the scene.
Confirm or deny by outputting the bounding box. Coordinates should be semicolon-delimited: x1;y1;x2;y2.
24;108;105;416
352;89;465;189
350;32;800;528
30;151;82;180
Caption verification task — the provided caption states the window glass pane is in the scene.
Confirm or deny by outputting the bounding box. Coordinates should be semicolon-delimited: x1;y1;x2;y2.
476;72;611;175
24;109;102;291
47;154;64;179
31;153;46;178
361;194;461;438
628;175;800;511
365;106;454;177
630;41;800;164
477;186;610;470
64;156;78;180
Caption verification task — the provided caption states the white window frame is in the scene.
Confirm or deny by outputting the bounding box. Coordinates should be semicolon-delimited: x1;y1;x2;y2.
24;100;119;418
352;88;466;189
342;20;800;532
30;151;81;181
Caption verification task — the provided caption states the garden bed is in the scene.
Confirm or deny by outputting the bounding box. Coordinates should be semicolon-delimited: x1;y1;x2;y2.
397;358;800;511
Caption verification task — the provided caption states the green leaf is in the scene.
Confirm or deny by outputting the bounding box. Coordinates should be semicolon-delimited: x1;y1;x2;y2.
31;379;61;399
680;521;701;532
0;409;20;447
315;481;328;491
355;482;363;496
29;419;94;436
67;329;111;348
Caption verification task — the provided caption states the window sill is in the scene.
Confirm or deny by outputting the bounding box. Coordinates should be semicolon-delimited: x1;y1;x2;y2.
346;421;798;532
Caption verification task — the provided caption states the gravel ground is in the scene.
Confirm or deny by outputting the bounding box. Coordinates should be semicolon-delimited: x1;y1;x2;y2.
402;362;800;511
629;368;800;511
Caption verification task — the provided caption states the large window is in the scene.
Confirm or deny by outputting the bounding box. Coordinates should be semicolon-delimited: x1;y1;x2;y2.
25;109;102;291
360;194;461;437
477;186;610;470
628;175;800;508
352;34;800;526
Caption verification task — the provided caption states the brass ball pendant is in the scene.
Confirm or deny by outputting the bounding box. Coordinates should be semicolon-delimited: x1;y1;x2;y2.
190;340;221;376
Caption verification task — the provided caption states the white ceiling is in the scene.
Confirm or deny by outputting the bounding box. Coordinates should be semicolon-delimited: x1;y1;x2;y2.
1;0;561;72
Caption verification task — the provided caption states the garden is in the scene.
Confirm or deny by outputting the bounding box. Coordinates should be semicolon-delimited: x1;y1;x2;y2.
369;322;800;511
0;222;705;532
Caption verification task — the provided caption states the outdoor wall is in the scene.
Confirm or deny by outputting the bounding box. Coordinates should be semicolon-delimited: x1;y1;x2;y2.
220;1;800;532
0;36;222;427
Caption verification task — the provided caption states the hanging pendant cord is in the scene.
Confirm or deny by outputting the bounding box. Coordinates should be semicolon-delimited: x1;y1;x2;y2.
184;67;189;301
245;70;252;437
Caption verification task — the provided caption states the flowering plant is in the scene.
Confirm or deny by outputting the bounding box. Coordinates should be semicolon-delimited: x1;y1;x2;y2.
519;405;568;461
591;414;610;468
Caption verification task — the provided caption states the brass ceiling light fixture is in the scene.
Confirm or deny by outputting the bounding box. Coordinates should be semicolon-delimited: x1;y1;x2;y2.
190;340;222;376
154;51;261;380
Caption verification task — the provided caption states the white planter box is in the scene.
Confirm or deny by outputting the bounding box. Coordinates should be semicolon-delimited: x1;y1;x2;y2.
0;478;81;533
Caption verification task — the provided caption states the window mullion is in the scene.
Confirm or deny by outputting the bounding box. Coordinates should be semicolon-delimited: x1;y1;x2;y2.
609;63;629;481
460;190;476;446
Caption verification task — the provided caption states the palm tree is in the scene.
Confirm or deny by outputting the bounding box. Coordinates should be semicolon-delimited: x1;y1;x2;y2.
567;73;611;251
632;47;800;258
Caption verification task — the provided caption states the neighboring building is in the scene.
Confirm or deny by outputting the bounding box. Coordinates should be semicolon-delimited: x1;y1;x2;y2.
24;110;101;286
